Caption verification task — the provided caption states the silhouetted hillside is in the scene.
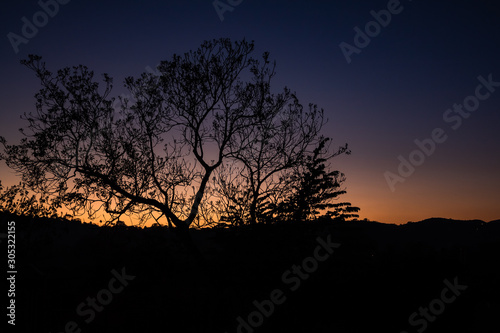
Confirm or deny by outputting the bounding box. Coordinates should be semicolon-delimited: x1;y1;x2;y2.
2;212;499;332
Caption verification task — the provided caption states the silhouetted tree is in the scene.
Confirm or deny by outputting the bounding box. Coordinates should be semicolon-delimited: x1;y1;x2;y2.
0;39;275;239
1;38;357;240
269;138;358;222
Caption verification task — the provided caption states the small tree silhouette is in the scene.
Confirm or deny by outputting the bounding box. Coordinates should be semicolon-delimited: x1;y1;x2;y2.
269;138;359;222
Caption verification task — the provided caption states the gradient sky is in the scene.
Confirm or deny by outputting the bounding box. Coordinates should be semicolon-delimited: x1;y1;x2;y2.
1;0;499;224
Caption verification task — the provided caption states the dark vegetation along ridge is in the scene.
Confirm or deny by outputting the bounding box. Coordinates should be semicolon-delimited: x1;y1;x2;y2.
2;212;499;333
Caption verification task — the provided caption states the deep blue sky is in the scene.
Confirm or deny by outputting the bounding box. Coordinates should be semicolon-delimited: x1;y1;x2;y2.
1;0;499;223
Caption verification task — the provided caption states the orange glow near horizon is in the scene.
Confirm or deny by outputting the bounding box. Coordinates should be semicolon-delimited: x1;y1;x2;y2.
1;164;498;227
2;131;499;226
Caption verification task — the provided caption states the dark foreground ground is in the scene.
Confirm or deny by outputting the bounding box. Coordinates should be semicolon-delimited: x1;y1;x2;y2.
2;213;500;333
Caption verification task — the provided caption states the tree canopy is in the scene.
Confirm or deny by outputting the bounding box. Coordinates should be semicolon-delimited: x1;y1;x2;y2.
0;38;357;230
